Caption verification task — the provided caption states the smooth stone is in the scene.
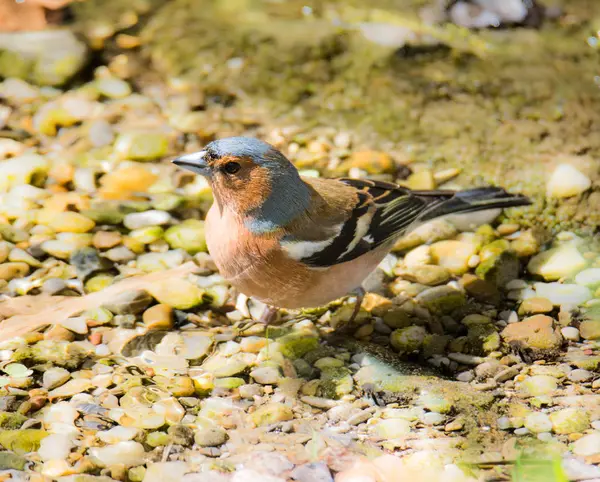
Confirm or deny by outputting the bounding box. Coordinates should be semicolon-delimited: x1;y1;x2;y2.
250;403;293;426
390;326;427;353
89;441;145;467
143;462;189;482
42;367;70;390
518;297;553;316
430;240;476;275
290;462;334;482
124;210;171;230
250;366;281;385
550;408;590;434
97;426;141;444
194;427;228;447
575;268;600;287
520;375;558;396
242;451;294;477
572;432;600;456
568;369;593;383
528;243;588;281
143;304;174;331
580;320;600;340
561;327;580;342
92;231;122;250
0;262;29;281
102;289;153;315
396;265;451;286
500;315;563;359
534;282;592;306
147;279;204;310
164;220;207;254
547;163;592;198
372;418;412;438
38;433;73;461
524;413;552;433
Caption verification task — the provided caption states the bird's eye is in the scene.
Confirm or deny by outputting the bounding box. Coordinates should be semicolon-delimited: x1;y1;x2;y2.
223;161;241;174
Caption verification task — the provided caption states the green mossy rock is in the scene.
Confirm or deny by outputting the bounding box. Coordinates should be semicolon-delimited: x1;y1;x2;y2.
0;429;48;454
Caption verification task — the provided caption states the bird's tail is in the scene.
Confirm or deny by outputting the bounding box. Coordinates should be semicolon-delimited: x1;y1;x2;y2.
413;187;531;225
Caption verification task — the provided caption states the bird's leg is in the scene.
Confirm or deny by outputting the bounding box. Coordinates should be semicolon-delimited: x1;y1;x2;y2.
348;286;366;325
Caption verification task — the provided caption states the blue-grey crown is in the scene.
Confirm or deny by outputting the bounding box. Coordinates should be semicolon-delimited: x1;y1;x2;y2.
206;137;274;162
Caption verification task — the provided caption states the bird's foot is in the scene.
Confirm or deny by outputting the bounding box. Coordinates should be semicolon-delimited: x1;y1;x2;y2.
335;287;366;336
233;305;280;336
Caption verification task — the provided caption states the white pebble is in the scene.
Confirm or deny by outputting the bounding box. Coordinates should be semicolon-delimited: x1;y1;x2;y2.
524;413;552;433
95;344;111;356
514;427;530;436
467;254;480;268
456;371;474;382
38;433;73;461
97;426;141;444
572;433;600;456
561;327;580;342
575;268;600;287
534;282;592;306
507;311;519;323
143;462;189;482
421;412;445;425
89;441;146;467
547;164;592;199
123;210;172;229
505;279;528;290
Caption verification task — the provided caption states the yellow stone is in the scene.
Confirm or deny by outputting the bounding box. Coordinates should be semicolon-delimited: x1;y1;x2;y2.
430;240;477;275
337;151;394;174
43;212;95;233
98;165;158;200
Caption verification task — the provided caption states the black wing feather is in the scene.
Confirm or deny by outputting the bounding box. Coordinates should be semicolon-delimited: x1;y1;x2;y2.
298;178;530;268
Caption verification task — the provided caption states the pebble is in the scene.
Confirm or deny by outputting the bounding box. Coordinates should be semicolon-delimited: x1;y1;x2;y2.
550;408;590;434
572;433;600;456
301;396;337;409
520;375;558;396
500;315;563;359
456;371;474;382
42;367;71;390
97;426;141;444
124;210;172;229
534;282;592;306
547;163;592;198
251;403;294;426
93;231;122;249
568;369;593;382
291;462;334;482
142;304;174;330
561;326;580;342
575;268;600;287
524;412;552;433
528;243;587;281
448;353;484;365
251;366;281;385
421;412;445;425
89;441;146;467
144;462;189;482
372;418;412;438
38;433;73;461
430;240;476;275
518;297;553;315
194;427;228;447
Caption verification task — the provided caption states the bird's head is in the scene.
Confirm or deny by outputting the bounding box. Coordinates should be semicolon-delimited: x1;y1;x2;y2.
173;137;311;233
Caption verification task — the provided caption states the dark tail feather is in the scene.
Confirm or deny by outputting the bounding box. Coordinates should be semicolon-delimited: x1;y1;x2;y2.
415;187;531;224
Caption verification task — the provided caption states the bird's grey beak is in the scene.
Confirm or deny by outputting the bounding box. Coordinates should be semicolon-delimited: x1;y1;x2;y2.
172;150;212;178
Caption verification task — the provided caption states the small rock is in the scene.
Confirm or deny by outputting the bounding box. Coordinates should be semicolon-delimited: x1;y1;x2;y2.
143;462;189;482
550;408;590;434
500;315;563;360
194;427;228;447
568;369;592;383
579;320;600;340
89;441;145;467
561;327;580;342
524;413;552;433
147;279;204;310
415;285;466;314
93;231;122;250
430;240;476;275
337;151;394;174
547;164;592;198
250;366;281;385
390;326;427;353
534;282;592;306
575;268;600;287
38;433;73;461
520;375;558;396
371;418;412;439
97;426;141;444
142;304;174;330
421;412;445;425
164;220;207;254
0;262;29;281
291;462;333;482
42;367;70;390
518;297;553;316
397;265;451;286
103;289;153;315
445;420;464;432
528;244;588;281
124;210;172;230
243;451;294;477
250;403;293;426
114;132;169;162
46;212;95;233
572;432;600;456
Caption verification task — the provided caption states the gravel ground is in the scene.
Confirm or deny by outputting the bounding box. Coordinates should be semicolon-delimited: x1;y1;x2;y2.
0;26;600;482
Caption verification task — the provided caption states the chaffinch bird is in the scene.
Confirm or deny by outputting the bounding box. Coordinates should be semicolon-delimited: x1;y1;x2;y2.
173;137;530;324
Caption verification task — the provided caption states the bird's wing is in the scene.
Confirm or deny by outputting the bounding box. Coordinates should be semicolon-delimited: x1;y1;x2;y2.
281;177;446;268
